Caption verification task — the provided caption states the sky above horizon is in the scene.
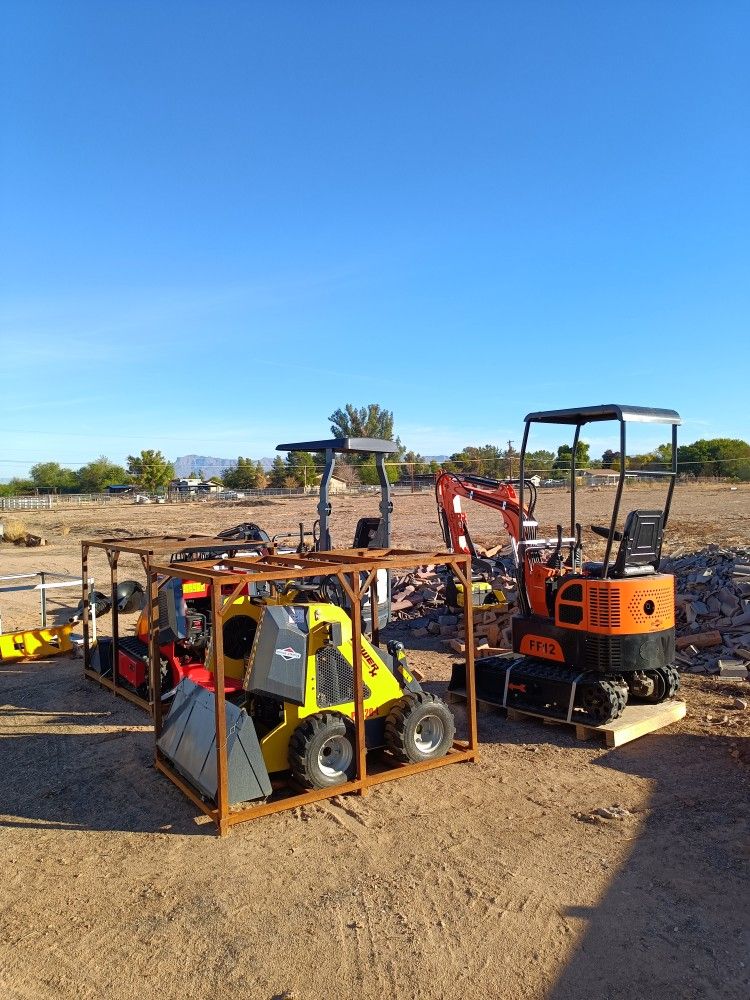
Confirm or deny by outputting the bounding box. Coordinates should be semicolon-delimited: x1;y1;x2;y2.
1;1;748;478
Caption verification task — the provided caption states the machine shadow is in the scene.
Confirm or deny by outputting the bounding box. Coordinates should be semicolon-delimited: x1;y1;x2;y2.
0;657;204;836
546;732;749;1000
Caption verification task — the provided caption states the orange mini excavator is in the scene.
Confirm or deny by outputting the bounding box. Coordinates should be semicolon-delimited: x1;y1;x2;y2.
444;404;682;725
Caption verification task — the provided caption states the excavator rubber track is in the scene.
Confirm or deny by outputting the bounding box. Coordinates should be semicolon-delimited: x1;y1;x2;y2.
449;655;630;726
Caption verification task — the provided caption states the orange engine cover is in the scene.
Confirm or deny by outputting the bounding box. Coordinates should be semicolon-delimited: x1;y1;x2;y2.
555;574;675;636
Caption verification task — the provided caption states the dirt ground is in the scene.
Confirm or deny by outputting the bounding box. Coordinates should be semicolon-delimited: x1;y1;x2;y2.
1;484;749;1000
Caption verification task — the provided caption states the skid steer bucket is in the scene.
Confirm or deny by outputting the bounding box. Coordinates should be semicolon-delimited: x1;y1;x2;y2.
157;679;272;804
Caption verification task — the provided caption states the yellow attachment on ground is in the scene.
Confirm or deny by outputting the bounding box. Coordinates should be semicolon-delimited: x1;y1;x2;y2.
0;623;75;662
455;581;507;608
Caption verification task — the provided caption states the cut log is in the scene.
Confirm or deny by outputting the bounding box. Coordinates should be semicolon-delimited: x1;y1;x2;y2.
675;630;721;651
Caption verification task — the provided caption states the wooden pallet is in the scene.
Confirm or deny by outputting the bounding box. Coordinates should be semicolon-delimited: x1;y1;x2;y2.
446;689;687;748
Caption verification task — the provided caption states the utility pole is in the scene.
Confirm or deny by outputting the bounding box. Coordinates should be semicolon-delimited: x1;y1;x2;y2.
507;440;515;480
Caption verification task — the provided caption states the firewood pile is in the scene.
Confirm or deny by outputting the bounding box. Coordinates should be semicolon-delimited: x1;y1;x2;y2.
662;546;750;677
390;564;517;658
391;547;750;679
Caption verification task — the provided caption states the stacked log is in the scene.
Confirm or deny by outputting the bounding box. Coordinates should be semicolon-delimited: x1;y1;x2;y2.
661;546;750;676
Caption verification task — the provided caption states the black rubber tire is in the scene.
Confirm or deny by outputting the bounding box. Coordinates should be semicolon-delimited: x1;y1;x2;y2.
288;712;356;789
384;692;456;763
579;680;627;725
77;591;112;618
657;665;680;701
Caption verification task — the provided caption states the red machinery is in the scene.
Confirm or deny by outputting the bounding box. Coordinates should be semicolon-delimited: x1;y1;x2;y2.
436;471;551;612
440;404;682;724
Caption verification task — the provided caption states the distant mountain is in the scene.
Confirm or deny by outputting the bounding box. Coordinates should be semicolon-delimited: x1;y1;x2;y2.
173;455;238;479
173;455;275;478
424;455;449;464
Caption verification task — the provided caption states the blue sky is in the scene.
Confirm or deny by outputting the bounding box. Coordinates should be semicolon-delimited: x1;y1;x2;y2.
1;1;747;477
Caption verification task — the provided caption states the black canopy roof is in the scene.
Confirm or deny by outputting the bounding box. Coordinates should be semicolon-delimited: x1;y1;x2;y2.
276;437;399;455
523;405;681;426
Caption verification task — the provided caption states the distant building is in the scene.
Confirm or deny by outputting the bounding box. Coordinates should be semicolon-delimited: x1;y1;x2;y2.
169;478;220;495
583;472;619;487
106;484;134;495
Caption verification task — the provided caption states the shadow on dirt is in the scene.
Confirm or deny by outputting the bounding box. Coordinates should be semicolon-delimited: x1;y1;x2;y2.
1;657;204;836
546;732;749;1000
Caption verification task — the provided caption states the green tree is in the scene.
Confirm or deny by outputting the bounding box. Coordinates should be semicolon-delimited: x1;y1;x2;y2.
284;450;318;488
78;456;131;493
448;445;505;476
358;456;400;485
127;450;174;492
224;457;264;490
523;449;555;477
329;403;396;441
601;449;619;469
552;441;590;477
0;478;35;496
677;438;750;480
29;462;79;492
268;456;288;488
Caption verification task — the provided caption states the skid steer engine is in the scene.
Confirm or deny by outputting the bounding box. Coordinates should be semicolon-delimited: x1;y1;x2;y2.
158;598;457;805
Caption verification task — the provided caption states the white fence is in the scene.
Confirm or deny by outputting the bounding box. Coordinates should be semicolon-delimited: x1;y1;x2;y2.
0;482;432;512
0;493;121;511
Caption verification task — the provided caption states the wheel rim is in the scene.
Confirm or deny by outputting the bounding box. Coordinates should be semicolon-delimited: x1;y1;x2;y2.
414;714;445;753
317;734;353;778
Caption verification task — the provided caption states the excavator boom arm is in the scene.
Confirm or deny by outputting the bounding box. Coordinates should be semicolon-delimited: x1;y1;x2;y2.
435;472;533;556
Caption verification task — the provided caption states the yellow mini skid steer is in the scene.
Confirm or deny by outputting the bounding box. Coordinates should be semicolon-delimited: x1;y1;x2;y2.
157;583;456;804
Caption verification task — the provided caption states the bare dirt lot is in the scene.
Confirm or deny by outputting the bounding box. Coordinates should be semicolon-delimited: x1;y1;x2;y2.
1;484;749;1000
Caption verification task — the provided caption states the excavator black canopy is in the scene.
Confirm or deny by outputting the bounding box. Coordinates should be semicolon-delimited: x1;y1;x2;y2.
518;404;682;585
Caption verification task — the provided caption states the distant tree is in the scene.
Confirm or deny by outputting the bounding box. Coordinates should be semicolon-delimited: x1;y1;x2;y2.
448;445;505;477
329;403;396;441
601;449;619;469
651;443;673;469
552;442;590;477
224;457;263;490
78;456;131;493
400;450;430;483
629;452;657;471
127;450;174;492
523;449;555;477
0;478;35;496
285;450;318;488
677;438;750;480
358;455;400;485
268;456;288;488
29;462;79;492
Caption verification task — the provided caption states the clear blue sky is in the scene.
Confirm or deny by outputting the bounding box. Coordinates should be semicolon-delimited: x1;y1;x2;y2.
1;1;747;476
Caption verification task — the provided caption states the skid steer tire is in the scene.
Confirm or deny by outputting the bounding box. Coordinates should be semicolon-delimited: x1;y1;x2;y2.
385;692;456;764
289;712;356;789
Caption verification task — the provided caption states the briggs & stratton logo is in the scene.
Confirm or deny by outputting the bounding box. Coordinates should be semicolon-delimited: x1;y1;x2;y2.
275;646;302;661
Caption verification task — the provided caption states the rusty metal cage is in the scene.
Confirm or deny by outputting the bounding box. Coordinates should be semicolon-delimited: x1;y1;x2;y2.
146;548;479;835
80;535;269;711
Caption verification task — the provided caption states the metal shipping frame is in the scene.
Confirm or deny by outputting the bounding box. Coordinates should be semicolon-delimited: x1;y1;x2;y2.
147;547;479;836
81;535;269;712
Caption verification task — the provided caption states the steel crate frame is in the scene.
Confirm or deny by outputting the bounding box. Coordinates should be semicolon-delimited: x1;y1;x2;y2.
80;535;270;712
147;547;479;836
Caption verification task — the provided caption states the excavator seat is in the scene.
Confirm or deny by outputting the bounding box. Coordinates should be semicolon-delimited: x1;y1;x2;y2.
584;510;664;579
353;516;387;549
